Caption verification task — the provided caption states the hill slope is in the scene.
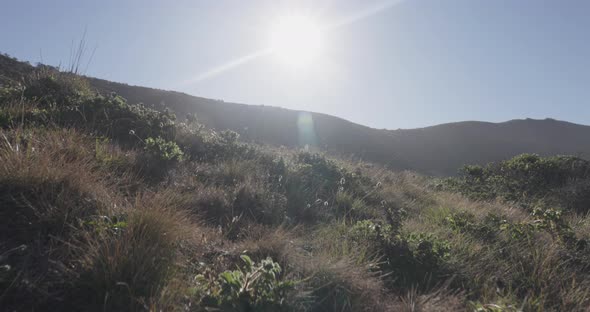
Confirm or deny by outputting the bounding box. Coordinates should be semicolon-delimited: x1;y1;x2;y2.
3;67;590;311
2;53;590;175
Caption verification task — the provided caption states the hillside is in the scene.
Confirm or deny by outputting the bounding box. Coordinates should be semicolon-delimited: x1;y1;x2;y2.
3;63;590;311
2;53;590;175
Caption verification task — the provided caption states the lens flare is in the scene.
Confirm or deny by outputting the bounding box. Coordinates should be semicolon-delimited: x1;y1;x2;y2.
297;112;317;147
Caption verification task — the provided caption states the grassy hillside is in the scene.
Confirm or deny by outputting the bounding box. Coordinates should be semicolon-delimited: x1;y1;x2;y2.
2;62;590;311
3;53;590;176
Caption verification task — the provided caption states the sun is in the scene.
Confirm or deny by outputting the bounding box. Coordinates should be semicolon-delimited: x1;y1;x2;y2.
269;14;324;70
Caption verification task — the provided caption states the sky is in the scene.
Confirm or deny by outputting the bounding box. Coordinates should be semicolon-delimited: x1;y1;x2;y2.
1;0;590;129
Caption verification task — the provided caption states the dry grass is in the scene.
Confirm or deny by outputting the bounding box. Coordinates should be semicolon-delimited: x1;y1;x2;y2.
0;129;205;311
0;128;116;310
74;192;195;310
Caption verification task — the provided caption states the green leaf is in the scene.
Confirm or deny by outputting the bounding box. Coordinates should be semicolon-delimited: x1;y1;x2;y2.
220;271;236;285
241;255;253;271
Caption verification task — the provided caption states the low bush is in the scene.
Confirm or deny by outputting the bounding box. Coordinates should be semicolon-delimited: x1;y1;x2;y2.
196;255;296;312
442;154;590;213
1;69;177;147
175;120;244;162
144;136;183;161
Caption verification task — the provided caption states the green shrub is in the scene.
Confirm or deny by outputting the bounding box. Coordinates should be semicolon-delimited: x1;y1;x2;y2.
7;70;177;146
334;213;452;289
139;136;183;179
444;211;499;240
0;84;23;103
144;136;183;162
442;207;581;247
349;219;396;242
443;154;590;213
22;71;91;108
175;121;244;161
284;153;344;222
405;232;451;272
281;152;383;224
198;255;296;311
445;211;477;232
60;95;176;145
531;207;577;244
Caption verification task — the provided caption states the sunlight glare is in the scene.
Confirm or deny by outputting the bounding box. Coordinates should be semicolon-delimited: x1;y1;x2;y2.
269;14;324;70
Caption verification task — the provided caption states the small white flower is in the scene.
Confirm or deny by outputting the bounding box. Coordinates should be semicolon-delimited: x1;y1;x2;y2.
128;130;135;135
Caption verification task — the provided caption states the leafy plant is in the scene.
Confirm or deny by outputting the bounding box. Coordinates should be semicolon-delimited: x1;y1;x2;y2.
144;136;183;162
200;255;296;311
531;207;576;244
405;232;451;272
444;211;500;240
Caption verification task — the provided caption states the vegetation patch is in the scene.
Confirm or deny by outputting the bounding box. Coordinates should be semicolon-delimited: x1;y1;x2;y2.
3;64;590;311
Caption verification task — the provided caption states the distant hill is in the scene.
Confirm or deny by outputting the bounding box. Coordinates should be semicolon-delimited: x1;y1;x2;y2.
388;119;590;175
2;53;590;175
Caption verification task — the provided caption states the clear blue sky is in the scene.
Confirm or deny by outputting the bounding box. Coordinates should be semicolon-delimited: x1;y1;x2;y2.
1;0;589;129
